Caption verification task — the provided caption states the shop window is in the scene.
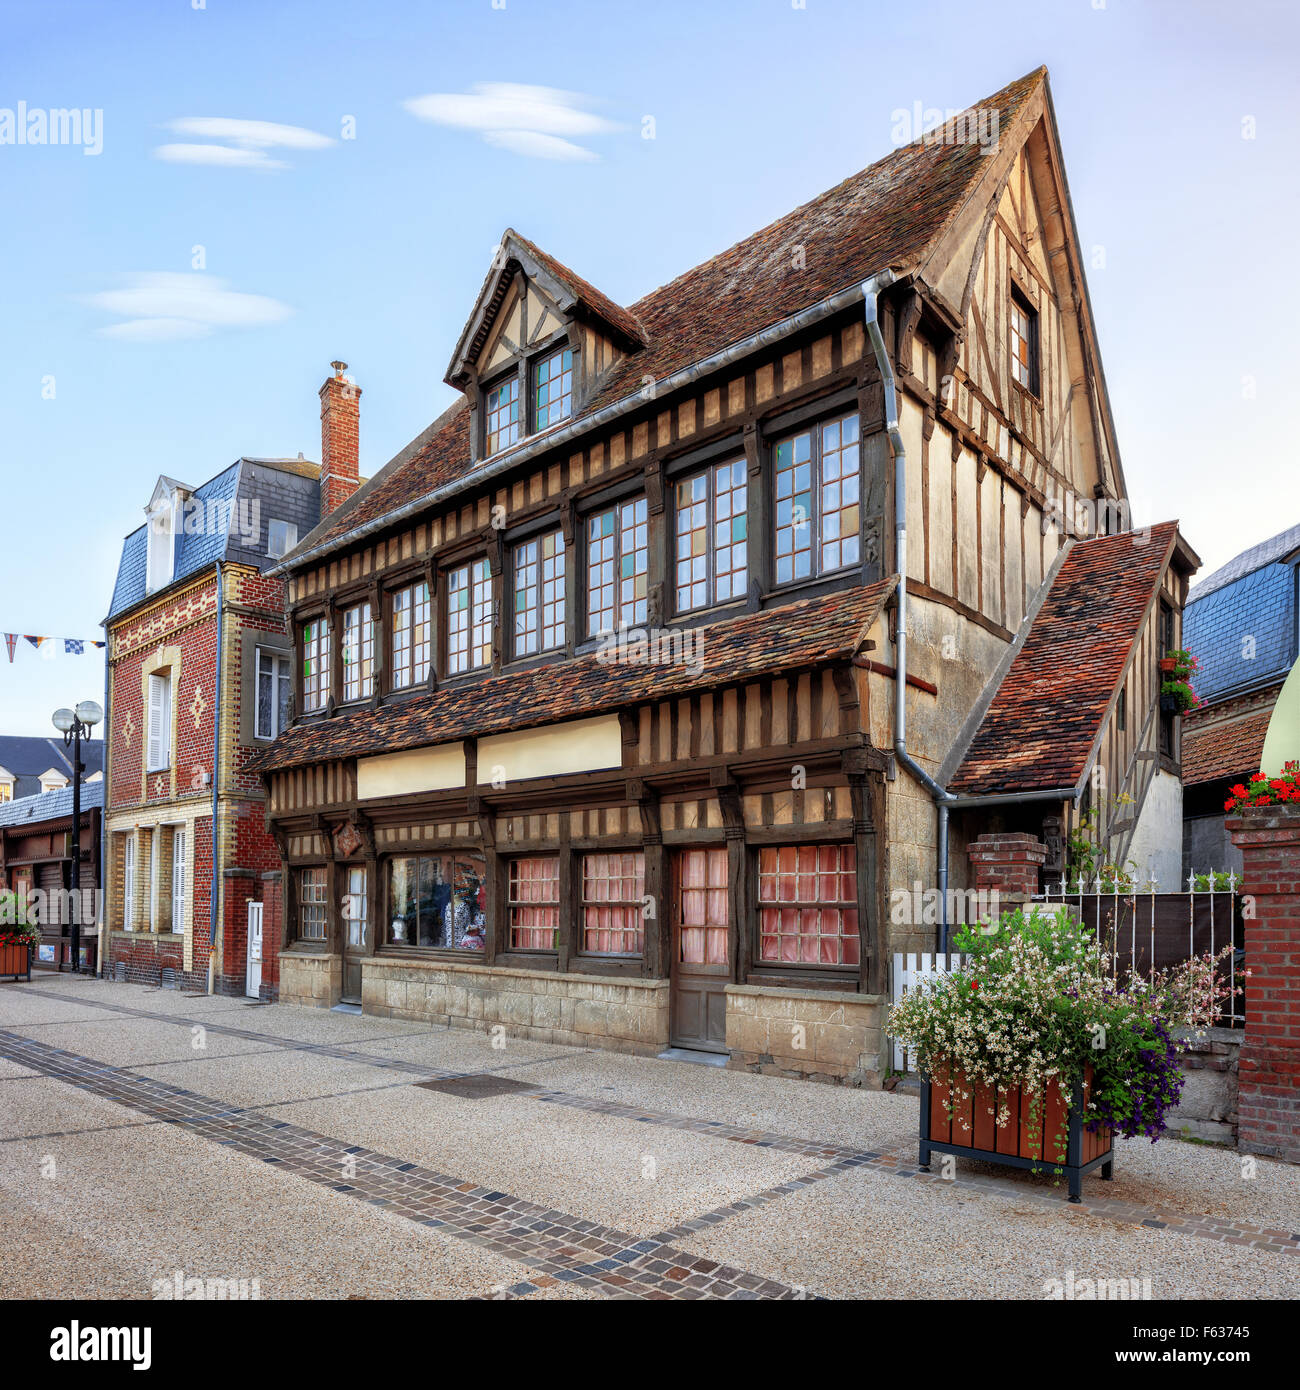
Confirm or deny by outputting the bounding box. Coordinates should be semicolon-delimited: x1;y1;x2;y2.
299;866;328;941
387;853;486;951
507;856;560;951
581;852;645;955
757;844;859;967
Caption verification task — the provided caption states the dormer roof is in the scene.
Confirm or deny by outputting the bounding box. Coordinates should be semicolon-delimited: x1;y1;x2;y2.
446;228;645;387
147;475;193;510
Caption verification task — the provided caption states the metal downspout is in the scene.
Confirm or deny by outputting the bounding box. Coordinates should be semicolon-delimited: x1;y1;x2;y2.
209;561;224;995
861;275;957;949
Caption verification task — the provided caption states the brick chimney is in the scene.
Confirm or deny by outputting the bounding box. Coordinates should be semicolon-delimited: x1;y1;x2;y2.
319;360;361;515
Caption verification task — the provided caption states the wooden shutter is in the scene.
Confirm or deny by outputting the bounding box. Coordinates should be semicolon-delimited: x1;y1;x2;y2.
172;828;186;937
147;673;170;771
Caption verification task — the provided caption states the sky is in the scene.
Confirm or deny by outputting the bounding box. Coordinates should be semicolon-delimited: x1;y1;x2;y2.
1;0;1298;737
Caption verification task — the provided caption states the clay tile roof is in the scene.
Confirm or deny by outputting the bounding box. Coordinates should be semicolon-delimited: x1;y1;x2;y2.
948;523;1181;797
509;230;646;349
1181;706;1274;786
257;577;896;773
302;68;1045;556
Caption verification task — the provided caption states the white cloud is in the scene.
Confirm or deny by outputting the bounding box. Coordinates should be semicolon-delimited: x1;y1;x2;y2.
153;117;334;170
404;83;617;160
88;273;293;341
154;143;287;170
483;130;600;162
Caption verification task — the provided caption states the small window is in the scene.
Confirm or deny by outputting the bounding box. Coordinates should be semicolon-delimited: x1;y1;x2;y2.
1116;687;1127;734
508;856;560;951
774;414;861;584
267;520;298;559
256;649;292;740
675;459;748;613
586;496;648;636
390;582;432;690
534;347;574;429
171;828;187;937
146;672;172;772
757;844;859;968
341;602;375;702
513;530;566;657
1009;288;1039;394
302;618;331;712
581;852;645;956
122;835;136;932
298;867;328;941
485;376;520;456
0;782;12;804
387;853;486;950
447;559;493;674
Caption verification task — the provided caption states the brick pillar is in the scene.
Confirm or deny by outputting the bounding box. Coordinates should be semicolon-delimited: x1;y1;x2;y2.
967;832;1047;903
1227;805;1300;1163
319;361;361;515
261;870;283;1001
221;869;256;997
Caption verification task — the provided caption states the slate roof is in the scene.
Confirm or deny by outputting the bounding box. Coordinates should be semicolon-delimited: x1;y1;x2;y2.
108;458;322;622
1183;522;1299;707
0;736;105;801
1181;705;1274;787
299;68;1046;558
256;577;897;773
948;524;1181;797
0;778;103;831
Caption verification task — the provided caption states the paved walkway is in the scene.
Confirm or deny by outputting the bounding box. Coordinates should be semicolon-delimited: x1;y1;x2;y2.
2;977;1297;1299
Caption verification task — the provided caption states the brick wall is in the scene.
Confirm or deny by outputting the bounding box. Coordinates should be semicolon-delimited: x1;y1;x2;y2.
1227;804;1300;1164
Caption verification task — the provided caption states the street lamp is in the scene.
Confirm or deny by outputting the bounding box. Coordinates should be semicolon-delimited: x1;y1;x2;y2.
52;700;102;973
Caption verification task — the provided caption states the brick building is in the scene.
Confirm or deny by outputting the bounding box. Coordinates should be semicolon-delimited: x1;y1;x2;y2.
103;422;353;995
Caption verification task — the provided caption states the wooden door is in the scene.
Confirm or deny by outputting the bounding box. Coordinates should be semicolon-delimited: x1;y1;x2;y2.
670;847;730;1051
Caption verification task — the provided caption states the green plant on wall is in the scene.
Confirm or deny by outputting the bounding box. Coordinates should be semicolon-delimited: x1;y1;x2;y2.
1065;796;1138;891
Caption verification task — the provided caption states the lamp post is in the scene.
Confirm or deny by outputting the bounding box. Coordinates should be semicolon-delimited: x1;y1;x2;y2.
52;700;102;974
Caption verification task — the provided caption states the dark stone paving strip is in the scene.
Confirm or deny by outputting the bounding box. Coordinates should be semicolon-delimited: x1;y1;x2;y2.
0;1029;807;1301
13;986;1300;1258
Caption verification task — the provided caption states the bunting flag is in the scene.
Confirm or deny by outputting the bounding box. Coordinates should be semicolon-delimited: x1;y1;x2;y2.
1;632;105;662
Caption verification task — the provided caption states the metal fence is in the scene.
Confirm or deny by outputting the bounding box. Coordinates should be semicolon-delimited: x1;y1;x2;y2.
1035;874;1245;1027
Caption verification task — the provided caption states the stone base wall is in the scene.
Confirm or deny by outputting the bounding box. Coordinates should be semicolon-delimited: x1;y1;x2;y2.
278;952;343;1010
362;957;670;1055
725;983;884;1086
1170;1027;1241;1145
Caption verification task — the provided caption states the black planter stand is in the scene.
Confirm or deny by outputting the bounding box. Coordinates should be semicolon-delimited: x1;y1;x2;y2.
918;1076;1115;1203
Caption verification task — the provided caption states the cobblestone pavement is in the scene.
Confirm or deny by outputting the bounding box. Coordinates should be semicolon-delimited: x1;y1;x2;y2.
3;978;1298;1299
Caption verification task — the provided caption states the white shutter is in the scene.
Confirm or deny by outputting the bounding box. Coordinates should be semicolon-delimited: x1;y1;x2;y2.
172;829;186;937
147;673;171;771
123;836;135;931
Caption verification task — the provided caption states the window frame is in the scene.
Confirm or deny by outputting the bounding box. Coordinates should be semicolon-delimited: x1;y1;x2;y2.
255;647;293;741
532;344;574;431
267;519;298;560
445;556;494;677
754;842;861;975
122;834;136;932
578;851;646;958
171;827;186;937
506;855;561;954
584;494;649;638
1009;284;1040;397
383;851;487;954
389;579;432;691
340;600;375;703
673;457;749;615
772;411;862;587
146;672;172;773
297;865;329;944
301;616;332;713
511;528;567;659
483;371;521;457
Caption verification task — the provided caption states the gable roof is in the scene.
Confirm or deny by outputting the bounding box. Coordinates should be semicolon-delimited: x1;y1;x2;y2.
291;67;1047;562
948;524;1181;797
257;577;896;774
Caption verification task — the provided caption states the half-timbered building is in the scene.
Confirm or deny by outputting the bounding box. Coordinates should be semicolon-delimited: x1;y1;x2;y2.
258;68;1199;1082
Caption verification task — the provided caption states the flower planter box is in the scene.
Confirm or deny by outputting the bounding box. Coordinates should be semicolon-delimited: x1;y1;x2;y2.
1159;657;1178;674
0;940;33;982
919;1067;1113;1202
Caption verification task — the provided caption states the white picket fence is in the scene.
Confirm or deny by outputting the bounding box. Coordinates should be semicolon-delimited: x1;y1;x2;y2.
889;952;967;1073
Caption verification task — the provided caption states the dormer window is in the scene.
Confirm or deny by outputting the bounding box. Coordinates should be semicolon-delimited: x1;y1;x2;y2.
485;376;520;456
146;492;178;593
534;347;573;430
